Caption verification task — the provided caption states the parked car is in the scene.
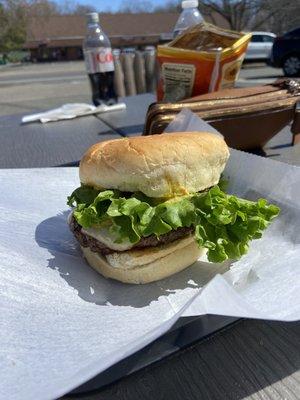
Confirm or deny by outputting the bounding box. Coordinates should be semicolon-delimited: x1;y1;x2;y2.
245;32;276;61
271;27;300;76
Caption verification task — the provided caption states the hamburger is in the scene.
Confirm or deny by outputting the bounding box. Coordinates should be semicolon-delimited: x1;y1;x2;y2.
67;132;279;284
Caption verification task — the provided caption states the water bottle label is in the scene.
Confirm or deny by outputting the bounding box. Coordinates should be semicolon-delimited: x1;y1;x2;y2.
84;47;114;73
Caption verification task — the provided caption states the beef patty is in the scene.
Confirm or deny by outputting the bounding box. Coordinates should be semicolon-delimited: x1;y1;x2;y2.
69;215;194;256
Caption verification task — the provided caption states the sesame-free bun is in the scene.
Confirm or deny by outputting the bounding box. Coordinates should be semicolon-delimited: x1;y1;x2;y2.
81;236;204;284
79;132;229;198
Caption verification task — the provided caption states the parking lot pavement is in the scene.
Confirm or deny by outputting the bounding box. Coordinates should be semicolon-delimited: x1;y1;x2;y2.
0;62;89;116
0;61;284;116
238;63;284;86
0;80;90;116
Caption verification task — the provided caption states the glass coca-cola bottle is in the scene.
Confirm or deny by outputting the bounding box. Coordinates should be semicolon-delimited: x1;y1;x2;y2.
83;13;117;106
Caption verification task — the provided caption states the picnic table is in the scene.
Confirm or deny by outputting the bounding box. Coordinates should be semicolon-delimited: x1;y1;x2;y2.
1;94;299;400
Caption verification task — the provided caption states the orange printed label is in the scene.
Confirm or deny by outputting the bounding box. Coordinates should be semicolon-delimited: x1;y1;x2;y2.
156;25;251;101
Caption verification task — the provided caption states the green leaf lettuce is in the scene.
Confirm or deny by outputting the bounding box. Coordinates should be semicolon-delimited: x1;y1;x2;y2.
67;185;280;263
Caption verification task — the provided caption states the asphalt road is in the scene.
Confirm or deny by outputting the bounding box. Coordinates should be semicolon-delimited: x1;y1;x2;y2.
0;61;284;116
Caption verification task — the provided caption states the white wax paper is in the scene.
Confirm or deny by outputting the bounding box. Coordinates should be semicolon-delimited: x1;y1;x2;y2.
1;111;300;399
164;109;300;320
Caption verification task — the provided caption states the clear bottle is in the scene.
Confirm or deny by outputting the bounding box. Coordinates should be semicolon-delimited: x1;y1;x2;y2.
173;0;204;38
83;13;117;106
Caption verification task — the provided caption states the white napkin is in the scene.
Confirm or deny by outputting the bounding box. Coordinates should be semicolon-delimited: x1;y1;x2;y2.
22;103;126;124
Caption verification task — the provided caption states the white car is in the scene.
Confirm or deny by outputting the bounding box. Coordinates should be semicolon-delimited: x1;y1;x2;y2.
245;32;276;61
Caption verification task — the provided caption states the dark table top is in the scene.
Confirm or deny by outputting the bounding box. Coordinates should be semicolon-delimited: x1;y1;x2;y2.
97;94;156;137
0;94;155;169
0;95;299;400
0;113;120;168
67;319;300;400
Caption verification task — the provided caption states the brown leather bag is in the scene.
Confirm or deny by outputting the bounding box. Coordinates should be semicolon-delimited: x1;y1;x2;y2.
144;79;300;150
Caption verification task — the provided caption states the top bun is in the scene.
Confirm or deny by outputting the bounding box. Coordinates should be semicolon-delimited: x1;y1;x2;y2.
79;132;229;198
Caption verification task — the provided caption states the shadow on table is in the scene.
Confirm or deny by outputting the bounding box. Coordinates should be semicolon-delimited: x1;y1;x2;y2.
35;211;232;308
118;124;144;136
105;124;144;137
244;74;283;79
268;143;292;150
266;153;282;158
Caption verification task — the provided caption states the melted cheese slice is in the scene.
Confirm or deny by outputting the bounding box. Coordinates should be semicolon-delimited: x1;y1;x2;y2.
82;225;134;252
69;210;133;251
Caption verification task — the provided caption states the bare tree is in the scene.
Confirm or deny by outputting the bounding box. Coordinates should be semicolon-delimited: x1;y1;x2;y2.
0;0;98;53
257;0;300;35
57;0;95;14
0;0;59;52
200;0;300;33
0;0;27;52
154;0;181;13
25;0;58;16
200;0;259;31
119;0;154;13
71;4;96;15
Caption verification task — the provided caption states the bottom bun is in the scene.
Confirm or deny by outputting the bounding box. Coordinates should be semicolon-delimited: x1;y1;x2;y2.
81;237;204;284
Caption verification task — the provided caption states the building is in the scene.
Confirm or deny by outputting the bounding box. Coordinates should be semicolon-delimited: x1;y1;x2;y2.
25;12;229;62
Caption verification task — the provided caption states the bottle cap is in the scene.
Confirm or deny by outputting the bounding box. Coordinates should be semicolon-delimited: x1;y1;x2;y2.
182;0;199;8
86;12;99;23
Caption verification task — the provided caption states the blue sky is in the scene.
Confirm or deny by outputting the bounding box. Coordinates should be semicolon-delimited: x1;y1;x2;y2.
56;0;170;13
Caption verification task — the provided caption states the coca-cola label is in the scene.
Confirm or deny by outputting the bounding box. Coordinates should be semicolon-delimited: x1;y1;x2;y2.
84;47;114;73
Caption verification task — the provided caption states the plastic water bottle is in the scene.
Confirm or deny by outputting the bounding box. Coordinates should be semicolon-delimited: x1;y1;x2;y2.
173;0;204;38
83;13;117;106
